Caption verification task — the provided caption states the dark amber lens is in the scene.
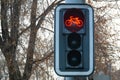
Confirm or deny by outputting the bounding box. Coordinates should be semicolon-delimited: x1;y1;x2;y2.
68;33;81;49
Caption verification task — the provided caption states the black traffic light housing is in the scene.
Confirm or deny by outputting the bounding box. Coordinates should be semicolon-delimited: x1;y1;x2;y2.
54;4;94;76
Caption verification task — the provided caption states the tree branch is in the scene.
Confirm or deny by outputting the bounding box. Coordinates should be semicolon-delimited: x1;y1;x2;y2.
22;0;38;79
18;0;63;37
36;0;64;29
33;50;53;64
1;0;22;80
10;0;21;43
1;0;9;41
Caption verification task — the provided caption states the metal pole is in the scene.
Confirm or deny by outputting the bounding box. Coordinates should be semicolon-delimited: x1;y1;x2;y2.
64;77;74;80
65;0;85;3
64;77;88;80
64;0;87;80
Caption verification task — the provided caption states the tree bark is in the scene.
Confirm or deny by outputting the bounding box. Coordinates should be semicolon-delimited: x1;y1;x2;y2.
0;0;64;80
0;0;21;80
22;0;38;80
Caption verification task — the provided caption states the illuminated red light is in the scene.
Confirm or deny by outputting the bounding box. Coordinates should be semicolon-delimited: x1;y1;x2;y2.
64;8;85;32
65;16;84;28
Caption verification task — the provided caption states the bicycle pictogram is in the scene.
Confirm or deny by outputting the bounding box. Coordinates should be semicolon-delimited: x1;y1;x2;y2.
65;16;84;27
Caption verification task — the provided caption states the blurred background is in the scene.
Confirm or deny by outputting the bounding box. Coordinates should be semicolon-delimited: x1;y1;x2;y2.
0;0;120;80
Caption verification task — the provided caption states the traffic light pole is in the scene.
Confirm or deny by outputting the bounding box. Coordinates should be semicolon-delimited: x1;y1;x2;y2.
65;0;85;3
64;76;88;80
65;0;86;79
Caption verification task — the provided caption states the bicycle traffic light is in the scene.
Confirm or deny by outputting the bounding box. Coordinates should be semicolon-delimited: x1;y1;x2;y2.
54;4;94;76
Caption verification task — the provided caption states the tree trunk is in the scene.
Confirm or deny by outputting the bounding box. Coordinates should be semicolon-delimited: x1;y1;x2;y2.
0;0;21;80
22;0;38;80
0;0;64;80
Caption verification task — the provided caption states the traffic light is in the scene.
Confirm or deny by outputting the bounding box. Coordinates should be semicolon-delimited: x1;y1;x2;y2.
54;4;94;76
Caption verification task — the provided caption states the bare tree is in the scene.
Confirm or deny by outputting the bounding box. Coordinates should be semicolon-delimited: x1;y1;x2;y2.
91;1;120;80
0;0;63;80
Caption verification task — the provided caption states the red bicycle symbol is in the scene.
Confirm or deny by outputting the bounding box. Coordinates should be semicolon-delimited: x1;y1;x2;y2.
65;16;84;27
